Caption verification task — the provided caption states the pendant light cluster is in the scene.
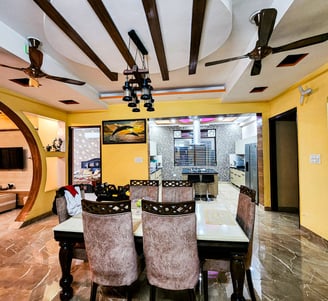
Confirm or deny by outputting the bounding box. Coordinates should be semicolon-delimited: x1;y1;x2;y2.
122;30;155;112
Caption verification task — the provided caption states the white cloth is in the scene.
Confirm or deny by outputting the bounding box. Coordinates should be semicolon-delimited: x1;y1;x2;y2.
65;186;82;216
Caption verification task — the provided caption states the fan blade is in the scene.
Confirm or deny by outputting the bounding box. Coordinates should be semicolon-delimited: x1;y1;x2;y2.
258;8;277;47
251;60;262;76
272;32;328;54
45;74;85;86
29;46;43;68
0;64;25;71
205;54;249;67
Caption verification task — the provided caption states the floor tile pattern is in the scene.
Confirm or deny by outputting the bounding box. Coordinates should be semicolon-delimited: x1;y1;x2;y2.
0;183;327;300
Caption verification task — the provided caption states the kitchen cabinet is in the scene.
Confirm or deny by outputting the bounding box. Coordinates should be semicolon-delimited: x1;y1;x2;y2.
230;168;245;187
150;168;162;183
235;136;257;154
235;140;245;154
150;141;157;156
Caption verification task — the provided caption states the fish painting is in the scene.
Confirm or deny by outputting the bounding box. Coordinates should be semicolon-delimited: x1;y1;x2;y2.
103;119;145;144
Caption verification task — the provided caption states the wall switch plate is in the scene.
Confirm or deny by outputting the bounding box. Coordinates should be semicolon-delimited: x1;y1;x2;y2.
309;154;321;164
134;157;143;163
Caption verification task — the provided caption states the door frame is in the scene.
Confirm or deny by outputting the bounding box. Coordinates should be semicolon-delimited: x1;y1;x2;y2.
68;126;102;185
269;107;299;213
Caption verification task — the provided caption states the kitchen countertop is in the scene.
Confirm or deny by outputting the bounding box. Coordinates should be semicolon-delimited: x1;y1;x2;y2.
230;166;245;172
182;168;218;174
149;166;162;174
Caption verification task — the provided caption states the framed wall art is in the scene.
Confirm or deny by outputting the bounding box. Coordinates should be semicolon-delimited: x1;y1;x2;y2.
102;119;146;144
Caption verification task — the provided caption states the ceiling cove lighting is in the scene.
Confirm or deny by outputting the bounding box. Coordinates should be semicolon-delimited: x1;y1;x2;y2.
122;30;155;112
100;84;226;99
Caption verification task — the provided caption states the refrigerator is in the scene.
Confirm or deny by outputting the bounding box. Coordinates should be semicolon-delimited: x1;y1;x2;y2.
245;143;258;204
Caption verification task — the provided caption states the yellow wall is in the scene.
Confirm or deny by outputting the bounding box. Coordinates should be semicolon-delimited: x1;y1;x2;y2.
2;62;328;241
68;100;270;186
269;63;328;240
0;88;68;221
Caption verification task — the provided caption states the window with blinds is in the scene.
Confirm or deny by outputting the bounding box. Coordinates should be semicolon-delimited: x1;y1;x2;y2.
174;129;216;166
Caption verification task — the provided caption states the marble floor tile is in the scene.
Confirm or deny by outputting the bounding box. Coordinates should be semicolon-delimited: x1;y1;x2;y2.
0;183;327;300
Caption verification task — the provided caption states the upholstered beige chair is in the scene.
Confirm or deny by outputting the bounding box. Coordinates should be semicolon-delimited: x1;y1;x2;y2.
55;185;87;261
161;180;193;202
202;185;256;301
81;199;139;301
142;200;199;301
129;179;159;201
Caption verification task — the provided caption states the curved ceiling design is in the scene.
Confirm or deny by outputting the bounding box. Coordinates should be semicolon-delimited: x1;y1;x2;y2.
44;0;232;73
0;0;328;111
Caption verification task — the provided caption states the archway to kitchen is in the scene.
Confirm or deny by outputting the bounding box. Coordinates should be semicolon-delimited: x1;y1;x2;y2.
148;113;264;205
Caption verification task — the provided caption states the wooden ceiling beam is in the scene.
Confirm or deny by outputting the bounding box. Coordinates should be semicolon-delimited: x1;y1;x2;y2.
87;0;137;69
189;0;207;75
33;0;118;81
142;0;169;81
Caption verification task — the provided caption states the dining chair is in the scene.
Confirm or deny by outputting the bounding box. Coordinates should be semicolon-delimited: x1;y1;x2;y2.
161;180;193;202
141;199;199;301
202;185;256;301
129;179;159;201
81;199;139;301
54;185;87;261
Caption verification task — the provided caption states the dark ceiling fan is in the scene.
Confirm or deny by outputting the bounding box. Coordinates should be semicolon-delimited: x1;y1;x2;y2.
0;37;85;87
205;8;328;76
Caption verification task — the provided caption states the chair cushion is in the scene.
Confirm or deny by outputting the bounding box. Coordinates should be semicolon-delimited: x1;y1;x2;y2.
142;211;199;290
83;210;138;287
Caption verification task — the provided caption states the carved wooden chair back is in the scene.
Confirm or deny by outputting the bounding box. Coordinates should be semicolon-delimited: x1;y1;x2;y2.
202;185;257;301
81;199;139;301
141;199;199;301
161;180;193;202
129;179;159;201
237;185;256;269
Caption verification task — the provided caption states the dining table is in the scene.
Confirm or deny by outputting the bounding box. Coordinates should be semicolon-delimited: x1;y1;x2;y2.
53;200;249;301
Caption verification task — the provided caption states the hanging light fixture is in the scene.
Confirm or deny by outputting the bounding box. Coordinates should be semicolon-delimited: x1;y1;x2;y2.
141;77;151;100
122;77;132;101
122;30;155;112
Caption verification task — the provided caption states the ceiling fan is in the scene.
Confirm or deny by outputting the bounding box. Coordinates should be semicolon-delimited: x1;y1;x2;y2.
205;8;328;76
0;37;85;87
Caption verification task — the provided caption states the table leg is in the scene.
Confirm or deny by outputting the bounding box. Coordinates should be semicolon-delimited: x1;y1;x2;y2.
58;240;74;301
230;253;246;301
201;269;209;301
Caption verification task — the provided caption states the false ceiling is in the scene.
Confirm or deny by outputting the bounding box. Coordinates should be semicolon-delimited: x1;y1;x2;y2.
0;0;327;112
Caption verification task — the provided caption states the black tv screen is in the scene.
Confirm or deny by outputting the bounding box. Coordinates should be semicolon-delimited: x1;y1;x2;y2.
0;147;24;169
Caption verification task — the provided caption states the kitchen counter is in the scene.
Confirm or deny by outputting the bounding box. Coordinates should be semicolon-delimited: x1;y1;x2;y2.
230;167;245;187
149;167;162;183
149;166;162;174
182;168;218;174
230;166;245;172
182;168;218;199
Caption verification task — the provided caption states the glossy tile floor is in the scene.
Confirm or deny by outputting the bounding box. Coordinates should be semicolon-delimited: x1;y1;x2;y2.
0;183;328;300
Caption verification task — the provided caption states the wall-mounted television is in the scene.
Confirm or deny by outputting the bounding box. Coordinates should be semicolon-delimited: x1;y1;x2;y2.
0;147;24;169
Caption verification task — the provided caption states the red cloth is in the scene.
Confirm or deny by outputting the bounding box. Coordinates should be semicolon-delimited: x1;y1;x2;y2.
64;185;78;197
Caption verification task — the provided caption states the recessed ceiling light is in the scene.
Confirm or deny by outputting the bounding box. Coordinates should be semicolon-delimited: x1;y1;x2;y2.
59;99;79;105
10;78;33;87
250;86;268;93
277;53;308;67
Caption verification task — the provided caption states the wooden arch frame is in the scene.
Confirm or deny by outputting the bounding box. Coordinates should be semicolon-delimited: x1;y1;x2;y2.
0;102;42;222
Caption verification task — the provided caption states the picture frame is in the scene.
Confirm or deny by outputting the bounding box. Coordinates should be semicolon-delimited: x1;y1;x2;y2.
102;119;146;144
